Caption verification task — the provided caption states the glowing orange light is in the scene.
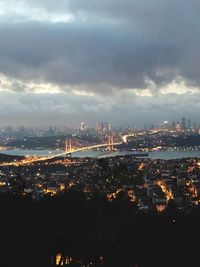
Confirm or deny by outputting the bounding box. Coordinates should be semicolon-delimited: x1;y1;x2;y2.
156;180;174;201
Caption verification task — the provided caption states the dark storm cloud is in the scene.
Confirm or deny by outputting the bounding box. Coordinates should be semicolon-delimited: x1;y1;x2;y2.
0;21;188;92
1;0;200;126
0;0;200;92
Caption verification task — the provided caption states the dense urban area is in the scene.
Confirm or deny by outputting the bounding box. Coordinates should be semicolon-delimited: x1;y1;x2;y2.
1;118;200;267
1;0;200;265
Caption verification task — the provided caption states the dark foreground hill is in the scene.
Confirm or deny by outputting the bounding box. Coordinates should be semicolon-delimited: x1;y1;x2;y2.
0;191;199;267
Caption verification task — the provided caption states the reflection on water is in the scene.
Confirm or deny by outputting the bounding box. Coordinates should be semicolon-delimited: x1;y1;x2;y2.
149;150;200;159
0;149;60;157
1;148;200;159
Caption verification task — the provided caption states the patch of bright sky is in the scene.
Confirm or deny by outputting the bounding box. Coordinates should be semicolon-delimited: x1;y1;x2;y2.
0;2;74;23
0;73;62;94
134;89;152;97
160;80;200;95
1;72;200;97
73;90;95;96
134;78;200;96
0;73;13;92
28;82;61;94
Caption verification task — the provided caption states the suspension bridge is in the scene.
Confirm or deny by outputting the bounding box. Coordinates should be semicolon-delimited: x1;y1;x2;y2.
0;133;136;166
45;132;137;160
49;134;121;159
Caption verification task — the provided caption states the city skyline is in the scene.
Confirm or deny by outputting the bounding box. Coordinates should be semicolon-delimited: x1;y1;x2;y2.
0;116;199;129
1;2;200;266
0;1;200;126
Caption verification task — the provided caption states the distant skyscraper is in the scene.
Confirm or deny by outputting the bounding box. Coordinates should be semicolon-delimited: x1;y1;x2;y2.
80;122;85;131
19;126;25;133
176;122;181;131
96;122;111;132
187;119;191;129
103;122;110;132
181;117;186;130
96;123;101;132
48;126;54;136
163;121;169;129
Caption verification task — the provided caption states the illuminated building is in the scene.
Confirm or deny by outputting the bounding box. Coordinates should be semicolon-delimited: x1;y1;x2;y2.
80;122;85;131
176;122;181;131
163;121;169;130
96;121;111;132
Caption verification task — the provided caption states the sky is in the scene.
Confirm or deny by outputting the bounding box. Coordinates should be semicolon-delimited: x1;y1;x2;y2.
0;0;200;127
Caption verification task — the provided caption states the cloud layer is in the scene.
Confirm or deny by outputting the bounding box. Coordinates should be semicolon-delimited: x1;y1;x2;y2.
0;0;200;126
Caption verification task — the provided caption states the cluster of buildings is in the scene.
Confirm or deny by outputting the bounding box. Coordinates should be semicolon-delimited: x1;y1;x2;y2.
0;154;200;212
161;117;197;131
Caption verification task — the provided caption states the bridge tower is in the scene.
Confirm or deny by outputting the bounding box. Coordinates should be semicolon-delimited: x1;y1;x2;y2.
65;138;72;153
108;134;114;151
